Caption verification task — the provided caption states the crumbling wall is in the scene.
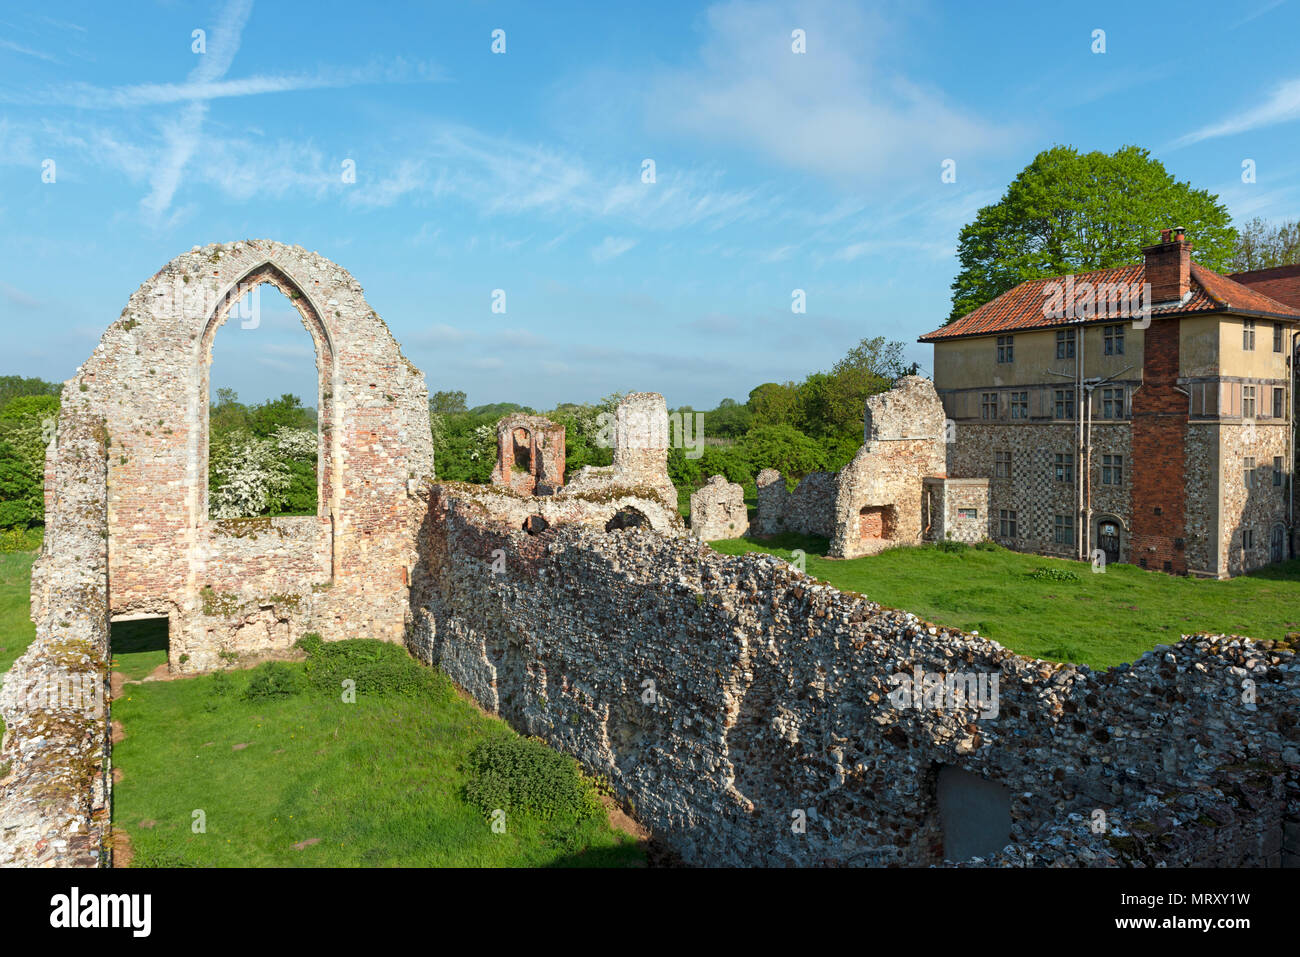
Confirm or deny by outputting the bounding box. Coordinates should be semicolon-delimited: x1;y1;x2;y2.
923;477;990;543
426;481;684;538
754;469;837;538
829;377;947;558
490;414;565;495
0;414;111;867
689;475;749;541
413;490;1300;867
567;392;678;509
753;377;947;555
64;240;433;672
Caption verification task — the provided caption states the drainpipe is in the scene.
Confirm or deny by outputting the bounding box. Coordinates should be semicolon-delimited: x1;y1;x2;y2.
1077;318;1086;560
1291;330;1298;554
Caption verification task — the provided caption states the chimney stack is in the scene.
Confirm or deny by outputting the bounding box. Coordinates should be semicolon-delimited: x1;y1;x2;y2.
1142;227;1192;304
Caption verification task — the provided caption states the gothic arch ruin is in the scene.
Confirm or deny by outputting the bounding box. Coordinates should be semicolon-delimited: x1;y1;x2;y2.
46;240;433;673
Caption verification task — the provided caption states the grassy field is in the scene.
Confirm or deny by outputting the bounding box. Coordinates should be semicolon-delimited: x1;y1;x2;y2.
0;552;36;678
709;535;1300;668
0;551;38;738
112;650;646;868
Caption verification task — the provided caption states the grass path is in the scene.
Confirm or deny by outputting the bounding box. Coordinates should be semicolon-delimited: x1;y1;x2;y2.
709;535;1300;668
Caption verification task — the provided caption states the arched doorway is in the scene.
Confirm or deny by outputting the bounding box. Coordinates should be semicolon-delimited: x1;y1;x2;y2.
1272;523;1287;564
1097;519;1121;565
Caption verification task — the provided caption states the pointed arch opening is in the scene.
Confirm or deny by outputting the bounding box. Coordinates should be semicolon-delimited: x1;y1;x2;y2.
200;263;336;522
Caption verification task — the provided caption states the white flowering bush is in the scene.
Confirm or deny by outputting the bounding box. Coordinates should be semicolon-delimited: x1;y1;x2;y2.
210;427;317;518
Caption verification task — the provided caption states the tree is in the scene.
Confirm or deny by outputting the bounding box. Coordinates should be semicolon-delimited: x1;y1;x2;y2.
739;425;827;480
948;145;1235;321
431;390;468;415
1230;217;1300;272
747;382;801;428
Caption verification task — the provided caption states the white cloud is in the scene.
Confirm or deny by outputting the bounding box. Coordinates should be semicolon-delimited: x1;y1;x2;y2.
591;236;637;263
644;0;1020;186
1172;77;1300;147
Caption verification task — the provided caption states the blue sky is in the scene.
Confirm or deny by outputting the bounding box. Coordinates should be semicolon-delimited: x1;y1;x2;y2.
2;0;1299;410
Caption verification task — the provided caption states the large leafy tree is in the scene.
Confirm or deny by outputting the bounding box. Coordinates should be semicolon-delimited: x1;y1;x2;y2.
948;145;1235;321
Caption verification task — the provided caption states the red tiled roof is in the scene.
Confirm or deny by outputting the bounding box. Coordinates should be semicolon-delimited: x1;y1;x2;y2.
1229;263;1300;310
920;261;1300;342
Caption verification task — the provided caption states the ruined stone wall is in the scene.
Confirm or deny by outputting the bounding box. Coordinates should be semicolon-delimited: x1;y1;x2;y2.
425;481;685;538
0;414;111;867
413;489;1300;867
754;469;837;538
689;475;749;541
923;477;990;544
63;240;432;672
490;414;565;496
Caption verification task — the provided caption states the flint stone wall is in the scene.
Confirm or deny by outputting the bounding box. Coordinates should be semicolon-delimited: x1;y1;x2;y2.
0;414;111;867
60;240;433;673
689;475;749;541
427;481;685;537
413;487;1300;867
567;393;679;510
754;469;837;538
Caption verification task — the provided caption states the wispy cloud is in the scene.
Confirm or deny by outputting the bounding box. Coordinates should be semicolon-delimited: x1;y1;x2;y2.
644;0;1021;187
8;60;440;109
0;37;58;63
140;0;255;221
1171;77;1300;147
591;236;637;263
1232;0;1287;28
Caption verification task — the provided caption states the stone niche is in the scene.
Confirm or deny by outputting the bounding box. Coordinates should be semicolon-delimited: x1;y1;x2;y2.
490;414;565;495
44;239;434;673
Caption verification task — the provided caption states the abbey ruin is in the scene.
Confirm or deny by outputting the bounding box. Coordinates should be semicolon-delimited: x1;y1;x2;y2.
2;241;1297;868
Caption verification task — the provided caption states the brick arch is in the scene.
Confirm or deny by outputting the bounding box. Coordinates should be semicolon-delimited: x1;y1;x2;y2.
198;261;338;521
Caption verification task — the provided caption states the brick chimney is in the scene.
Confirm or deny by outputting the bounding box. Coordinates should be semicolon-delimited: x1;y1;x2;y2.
1142;227;1193;304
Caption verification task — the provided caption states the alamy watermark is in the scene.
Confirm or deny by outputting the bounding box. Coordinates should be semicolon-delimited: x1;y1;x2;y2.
887;667;999;719
594;409;705;459
1043;275;1152;328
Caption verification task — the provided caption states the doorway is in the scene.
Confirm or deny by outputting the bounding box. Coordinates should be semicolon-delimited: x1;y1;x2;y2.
109;615;170;681
1098;520;1121;565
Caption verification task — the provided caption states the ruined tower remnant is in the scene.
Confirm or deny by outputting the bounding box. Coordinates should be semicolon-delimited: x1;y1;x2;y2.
489;414;565;495
690;474;749;541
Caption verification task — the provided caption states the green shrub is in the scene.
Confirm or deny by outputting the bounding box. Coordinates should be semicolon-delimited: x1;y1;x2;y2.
936;538;968;554
242;662;304;700
0;525;42;552
973;539;1001;552
463;736;603;822
296;635;452;701
1027;567;1079;582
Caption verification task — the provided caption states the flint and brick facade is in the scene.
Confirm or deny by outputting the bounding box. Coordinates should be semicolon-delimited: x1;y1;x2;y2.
922;231;1299;577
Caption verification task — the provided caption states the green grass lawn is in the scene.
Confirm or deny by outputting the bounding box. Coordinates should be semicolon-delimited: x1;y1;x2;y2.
0;551;36;679
709;535;1300;668
0;551;38;739
112;655;646;867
